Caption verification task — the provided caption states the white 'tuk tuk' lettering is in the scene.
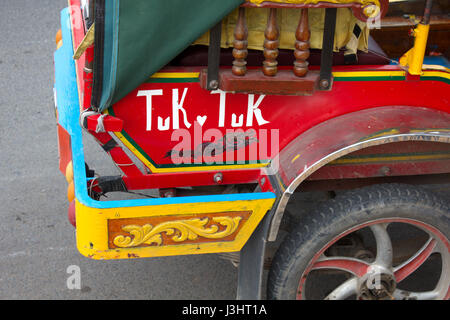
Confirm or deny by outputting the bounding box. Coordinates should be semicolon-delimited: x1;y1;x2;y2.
172;88;191;129
137;89;163;131
141;88;270;132
246;94;269;127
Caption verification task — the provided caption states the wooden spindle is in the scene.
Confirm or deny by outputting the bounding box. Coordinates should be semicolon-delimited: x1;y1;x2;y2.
293;9;310;77
263;8;280;76
232;7;248;76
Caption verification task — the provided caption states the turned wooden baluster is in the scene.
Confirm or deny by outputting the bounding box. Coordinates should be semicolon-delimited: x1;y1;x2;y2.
232;7;248;76
263;8;280;76
293;9;310;77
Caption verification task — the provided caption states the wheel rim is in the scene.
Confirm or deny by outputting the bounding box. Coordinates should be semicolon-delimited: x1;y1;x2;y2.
297;218;450;300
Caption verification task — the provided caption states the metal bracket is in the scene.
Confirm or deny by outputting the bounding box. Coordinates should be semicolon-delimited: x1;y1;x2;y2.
206;21;222;90
319;8;337;91
236;174;284;300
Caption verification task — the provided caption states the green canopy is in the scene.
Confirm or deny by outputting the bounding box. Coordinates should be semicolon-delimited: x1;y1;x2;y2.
92;0;243;112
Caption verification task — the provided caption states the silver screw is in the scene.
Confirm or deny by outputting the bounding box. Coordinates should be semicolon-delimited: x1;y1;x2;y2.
214;173;223;184
209;80;219;90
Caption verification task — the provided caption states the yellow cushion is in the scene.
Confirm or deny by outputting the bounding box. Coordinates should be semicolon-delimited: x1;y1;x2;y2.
194;8;369;52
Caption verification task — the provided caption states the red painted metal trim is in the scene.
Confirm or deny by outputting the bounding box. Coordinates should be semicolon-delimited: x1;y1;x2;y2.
85;114;124;132
122;169;261;190
82;46;94;110
57;124;72;174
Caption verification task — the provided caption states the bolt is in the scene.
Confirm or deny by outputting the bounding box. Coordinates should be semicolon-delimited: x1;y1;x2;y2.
214;173;223;184
164;191;174;198
319;79;329;89
380;166;391;176
209;80;219;90
161;189;175;198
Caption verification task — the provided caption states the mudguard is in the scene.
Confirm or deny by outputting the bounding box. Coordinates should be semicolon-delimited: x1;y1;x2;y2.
237;106;450;299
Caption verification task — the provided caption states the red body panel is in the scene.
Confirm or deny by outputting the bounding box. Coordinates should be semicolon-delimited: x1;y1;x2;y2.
66;0;450;192
110;67;449;169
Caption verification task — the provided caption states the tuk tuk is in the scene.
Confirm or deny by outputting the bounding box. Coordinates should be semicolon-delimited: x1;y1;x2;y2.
53;0;450;299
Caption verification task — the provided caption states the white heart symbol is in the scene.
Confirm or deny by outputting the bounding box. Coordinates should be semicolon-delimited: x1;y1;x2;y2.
196;115;207;126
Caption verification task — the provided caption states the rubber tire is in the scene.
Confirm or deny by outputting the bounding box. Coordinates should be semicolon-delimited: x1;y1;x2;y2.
267;183;450;300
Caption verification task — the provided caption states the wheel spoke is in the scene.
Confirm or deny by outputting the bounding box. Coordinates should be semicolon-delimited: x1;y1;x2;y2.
312;257;370;277
325;277;358;300
393;289;439;300
394;238;437;283
370;224;393;268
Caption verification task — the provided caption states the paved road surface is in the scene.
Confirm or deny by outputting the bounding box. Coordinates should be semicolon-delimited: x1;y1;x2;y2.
0;0;237;299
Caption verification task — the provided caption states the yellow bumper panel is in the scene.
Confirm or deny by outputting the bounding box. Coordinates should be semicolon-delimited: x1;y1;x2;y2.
75;198;275;259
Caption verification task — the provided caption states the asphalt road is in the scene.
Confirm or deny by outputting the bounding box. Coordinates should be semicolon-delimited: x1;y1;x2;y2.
0;0;237;299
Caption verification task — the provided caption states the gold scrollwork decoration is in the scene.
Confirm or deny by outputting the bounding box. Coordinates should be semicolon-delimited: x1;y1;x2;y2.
113;216;243;248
